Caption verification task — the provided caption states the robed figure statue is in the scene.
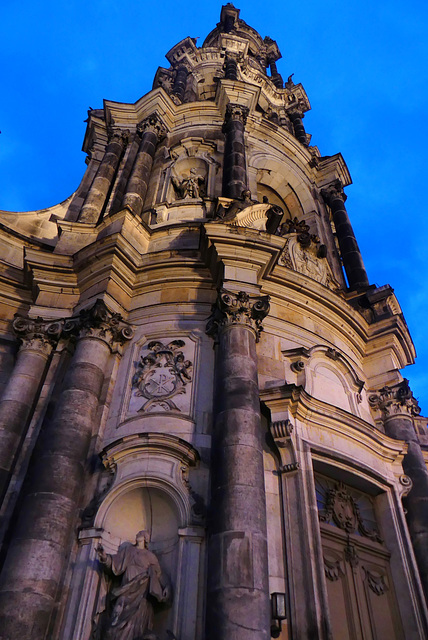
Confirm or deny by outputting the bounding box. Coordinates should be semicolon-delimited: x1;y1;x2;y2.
94;530;171;640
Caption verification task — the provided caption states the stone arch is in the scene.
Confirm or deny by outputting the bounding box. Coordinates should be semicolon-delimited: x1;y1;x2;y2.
248;152;313;219
305;346;365;415
63;434;203;640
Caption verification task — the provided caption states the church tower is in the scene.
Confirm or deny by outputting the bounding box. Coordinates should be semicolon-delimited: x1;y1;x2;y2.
0;5;427;639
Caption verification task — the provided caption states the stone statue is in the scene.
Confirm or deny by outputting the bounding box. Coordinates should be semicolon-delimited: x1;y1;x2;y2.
171;167;206;199
95;530;170;640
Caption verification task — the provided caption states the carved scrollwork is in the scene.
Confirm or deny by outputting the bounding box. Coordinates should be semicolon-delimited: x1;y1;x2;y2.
137;113;167;141
321;179;347;206
63;299;134;349
317;479;382;543
12;315;63;353
206;289;270;342
131;340;193;413
223;103;249;129
368;379;421;419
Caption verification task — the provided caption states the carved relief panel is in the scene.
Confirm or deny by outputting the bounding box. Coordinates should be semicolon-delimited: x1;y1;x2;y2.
128;338;195;416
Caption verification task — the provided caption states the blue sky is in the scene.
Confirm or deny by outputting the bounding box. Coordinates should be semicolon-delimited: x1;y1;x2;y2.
1;1;427;413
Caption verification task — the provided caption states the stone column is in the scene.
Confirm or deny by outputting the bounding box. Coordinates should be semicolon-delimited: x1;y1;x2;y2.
122;114;166;217
222;103;249;200
0;300;133;639
268;59;283;89
172;64;189;103
0;316;62;503
321;179;369;290
206;289;271;640
369;380;428;602
79;130;128;224
224;53;238;80
288;107;308;146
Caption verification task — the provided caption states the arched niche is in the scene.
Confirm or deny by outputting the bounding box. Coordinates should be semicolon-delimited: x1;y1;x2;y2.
102;485;180;568
97;484;180;639
63;434;204;640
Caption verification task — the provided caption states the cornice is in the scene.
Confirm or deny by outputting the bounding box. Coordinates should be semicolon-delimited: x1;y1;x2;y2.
101;432;200;469
261;384;407;465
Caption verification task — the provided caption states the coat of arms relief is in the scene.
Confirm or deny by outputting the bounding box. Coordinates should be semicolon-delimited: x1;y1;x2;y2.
129;339;193;414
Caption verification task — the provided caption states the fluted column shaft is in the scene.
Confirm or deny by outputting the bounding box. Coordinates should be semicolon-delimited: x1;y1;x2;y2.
322;180;369;290
79;131;128;224
122;114;166;216
0;317;62;503
0;301;132;639
206;290;271;640
222;103;249;200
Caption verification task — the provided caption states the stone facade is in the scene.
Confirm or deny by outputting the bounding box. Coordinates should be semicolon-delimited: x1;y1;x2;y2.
0;4;427;639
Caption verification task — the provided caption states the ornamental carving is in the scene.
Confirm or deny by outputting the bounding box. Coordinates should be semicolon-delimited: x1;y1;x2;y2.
317;477;382;543
137;113;167;141
278;236;338;289
368;379;420;419
321;179;347;206
223;103;249;129
12;315;63;353
130;340;193;413
324;556;345;582
107;128;130;146
206;289;270;342
63;299;134;348
363;567;389;596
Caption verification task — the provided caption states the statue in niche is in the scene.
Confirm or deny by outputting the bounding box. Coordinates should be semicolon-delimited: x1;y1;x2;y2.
95;530;171;640
131;340;193;412
171;167;206;199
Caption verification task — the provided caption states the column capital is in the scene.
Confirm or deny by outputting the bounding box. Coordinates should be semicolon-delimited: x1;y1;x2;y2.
106;128;130;145
137;113;167;141
206;289;270;342
368;379;421;420
12;315;63;354
63;300;134;350
223;103;249;128
321;179;347;204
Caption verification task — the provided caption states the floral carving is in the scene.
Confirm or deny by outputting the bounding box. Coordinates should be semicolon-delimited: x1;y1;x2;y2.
368;379;420;419
131;340;193;412
137;113;167;141
12;315;63;353
206;289;270;342
63;299;134;348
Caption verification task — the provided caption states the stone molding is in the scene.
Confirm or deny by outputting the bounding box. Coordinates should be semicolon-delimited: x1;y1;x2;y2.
63;299;134;350
368;379;420;419
206;288;270;342
12;315;64;354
